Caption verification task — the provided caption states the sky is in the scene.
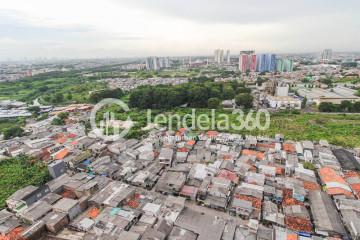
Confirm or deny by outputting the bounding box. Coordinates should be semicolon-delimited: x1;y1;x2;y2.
0;0;359;60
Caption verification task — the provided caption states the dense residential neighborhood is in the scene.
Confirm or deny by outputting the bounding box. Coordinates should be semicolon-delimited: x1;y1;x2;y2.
0;96;360;239
0;25;360;240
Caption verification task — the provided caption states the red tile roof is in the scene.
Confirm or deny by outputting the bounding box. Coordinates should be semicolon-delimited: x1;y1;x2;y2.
55;148;70;160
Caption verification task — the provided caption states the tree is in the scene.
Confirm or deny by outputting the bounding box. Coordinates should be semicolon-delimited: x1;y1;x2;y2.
66;93;73;100
340;100;353;112
209;87;222;99
53;93;64;103
188;86;209;107
318;102;337;112
57;112;69;120
236;87;251;94
353;102;360;112
235;93;253;109
3;126;24;139
207;98;220;109
28;106;41;116
222;86;235;100
51;117;64;125
301;97;307;109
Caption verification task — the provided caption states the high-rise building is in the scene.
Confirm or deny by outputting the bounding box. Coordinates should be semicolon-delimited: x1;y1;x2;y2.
276;58;294;72
225;49;230;63
256;54;277;72
146;57;159;70
321;49;332;61
146;57;170;70
214;49;224;63
239;51;256;73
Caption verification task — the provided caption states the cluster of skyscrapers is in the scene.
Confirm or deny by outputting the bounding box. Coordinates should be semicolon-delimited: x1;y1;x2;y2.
238;51;293;73
214;49;230;64
145;57;171;71
321;49;333;61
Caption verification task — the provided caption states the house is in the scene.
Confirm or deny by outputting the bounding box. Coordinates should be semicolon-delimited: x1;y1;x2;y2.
6;185;50;212
262;201;285;227
318;167;353;197
89;181;135;207
19;200;52;224
336;198;360;239
53;198;82;221
159;148;174;166
48;160;67;179
308;191;347;237
168;226;197;240
200;177;233;211
229;198;253;219
155;171;187;194
174;208;226;240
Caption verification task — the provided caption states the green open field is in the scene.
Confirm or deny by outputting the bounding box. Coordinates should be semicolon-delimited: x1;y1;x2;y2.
97;106;360;148
155;109;360;148
0;74;105;104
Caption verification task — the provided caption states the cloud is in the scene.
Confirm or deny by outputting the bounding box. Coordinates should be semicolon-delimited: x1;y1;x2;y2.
117;0;359;24
0;0;359;59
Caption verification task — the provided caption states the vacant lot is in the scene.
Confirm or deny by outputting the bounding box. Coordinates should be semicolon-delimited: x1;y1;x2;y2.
0;156;50;209
155;109;360;148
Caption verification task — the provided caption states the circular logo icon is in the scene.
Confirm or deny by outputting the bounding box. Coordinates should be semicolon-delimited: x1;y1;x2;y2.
90;98;132;141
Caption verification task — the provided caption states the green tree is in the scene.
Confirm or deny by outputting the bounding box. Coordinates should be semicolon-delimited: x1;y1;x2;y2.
318;102;338;112
340;100;353;112
188;86;209;107
89;89;124;103
53;93;64;103
3;126;24;139
235;93;253;109
207;98;220;109
66;93;73;100
353;102;360;112
236;87;251;94
222;86;235;100
58;112;69;120
52;117;64;125
28;106;41;116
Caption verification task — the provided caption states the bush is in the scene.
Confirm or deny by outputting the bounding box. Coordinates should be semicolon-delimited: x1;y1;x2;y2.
0;155;50;208
3;126;24;139
52;117;64;125
207;98;220;109
235;93;253;109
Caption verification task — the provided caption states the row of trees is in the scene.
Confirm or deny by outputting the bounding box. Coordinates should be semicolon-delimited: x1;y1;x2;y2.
128;80;253;109
319;101;360;113
89;88;125;103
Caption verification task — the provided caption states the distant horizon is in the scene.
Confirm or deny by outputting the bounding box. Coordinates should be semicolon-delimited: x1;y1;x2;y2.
2;51;360;63
1;0;360;61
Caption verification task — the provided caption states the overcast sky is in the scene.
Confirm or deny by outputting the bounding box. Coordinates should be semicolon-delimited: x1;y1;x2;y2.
0;0;359;60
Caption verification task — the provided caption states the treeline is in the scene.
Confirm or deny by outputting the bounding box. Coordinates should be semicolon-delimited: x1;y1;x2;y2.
129;80;252;109
89;88;125;103
319;101;360;113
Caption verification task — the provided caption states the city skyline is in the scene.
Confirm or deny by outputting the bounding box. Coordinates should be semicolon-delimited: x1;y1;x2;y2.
1;0;360;60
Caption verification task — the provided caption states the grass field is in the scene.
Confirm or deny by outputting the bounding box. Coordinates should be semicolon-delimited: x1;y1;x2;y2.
0;75;105;104
97;106;360;148
0;156;50;209
0;118;26;135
